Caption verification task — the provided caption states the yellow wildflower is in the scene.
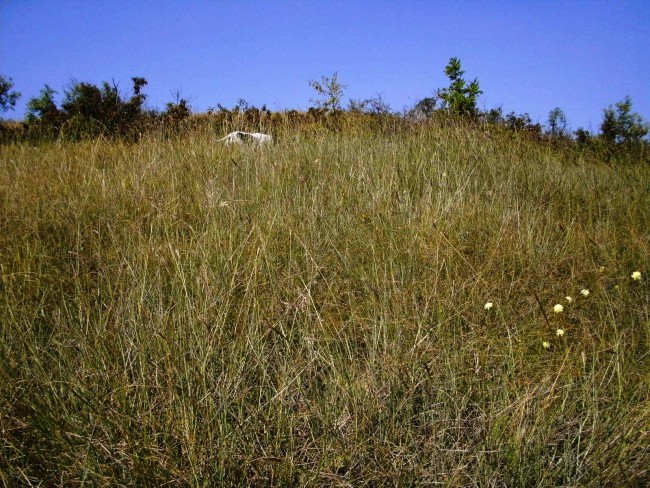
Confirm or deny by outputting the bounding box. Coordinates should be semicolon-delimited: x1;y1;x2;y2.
631;271;642;281
580;289;590;297
556;328;565;337
553;304;564;313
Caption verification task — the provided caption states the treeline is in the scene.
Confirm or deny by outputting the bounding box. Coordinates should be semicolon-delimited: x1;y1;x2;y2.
0;58;648;161
405;58;649;161
0;76;191;142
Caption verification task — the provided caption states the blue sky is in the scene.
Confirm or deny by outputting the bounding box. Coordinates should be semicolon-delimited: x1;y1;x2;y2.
1;1;648;132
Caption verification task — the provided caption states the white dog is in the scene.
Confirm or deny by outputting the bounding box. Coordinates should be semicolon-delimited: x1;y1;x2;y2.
219;131;272;145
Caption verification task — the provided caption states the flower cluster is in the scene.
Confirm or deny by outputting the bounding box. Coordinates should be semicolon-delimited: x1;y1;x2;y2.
541;268;641;351
483;269;642;352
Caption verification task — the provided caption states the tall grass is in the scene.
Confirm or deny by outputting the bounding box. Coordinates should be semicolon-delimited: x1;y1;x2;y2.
1;122;648;486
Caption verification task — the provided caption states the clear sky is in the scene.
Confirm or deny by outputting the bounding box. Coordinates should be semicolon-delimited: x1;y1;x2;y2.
1;1;648;132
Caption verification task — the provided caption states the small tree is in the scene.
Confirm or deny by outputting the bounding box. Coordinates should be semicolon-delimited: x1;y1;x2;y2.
0;75;21;116
600;96;648;144
309;72;347;113
437;57;482;117
546;107;568;137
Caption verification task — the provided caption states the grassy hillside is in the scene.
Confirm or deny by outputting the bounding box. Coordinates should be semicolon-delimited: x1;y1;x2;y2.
1;122;648;486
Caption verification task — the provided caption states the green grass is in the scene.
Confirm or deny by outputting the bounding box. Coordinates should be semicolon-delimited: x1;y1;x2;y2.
1;122;648;486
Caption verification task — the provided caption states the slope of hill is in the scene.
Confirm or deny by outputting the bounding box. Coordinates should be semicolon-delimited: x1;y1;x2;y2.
1;122;648;485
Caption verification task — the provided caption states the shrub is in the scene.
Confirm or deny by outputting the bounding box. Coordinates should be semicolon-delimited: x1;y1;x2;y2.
24;77;149;140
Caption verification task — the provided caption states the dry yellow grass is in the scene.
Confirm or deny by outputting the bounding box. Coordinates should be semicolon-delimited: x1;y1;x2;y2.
1;121;648;486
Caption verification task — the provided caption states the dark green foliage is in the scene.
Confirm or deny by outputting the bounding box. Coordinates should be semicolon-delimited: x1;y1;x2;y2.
412;58;481;119
60;77;148;138
0;75;21;115
61;81;104;118
24;77;149;140
600;96;648;145
26;85;60;123
24;86;65;140
437;57;482;116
